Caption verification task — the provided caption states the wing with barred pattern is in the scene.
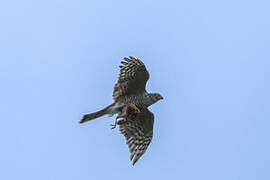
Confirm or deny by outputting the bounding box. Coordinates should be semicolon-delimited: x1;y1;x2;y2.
117;107;154;165
113;56;150;100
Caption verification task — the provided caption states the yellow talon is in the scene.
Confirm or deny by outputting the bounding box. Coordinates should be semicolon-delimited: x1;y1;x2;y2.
128;103;140;112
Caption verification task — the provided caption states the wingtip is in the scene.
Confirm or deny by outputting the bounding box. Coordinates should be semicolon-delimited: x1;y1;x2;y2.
132;158;139;166
130;152;135;161
123;57;129;61
79;119;85;124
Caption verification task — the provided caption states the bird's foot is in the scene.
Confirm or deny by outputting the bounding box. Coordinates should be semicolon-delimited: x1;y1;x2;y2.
110;119;118;130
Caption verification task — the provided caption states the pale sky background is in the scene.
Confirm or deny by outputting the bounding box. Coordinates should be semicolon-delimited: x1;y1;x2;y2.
1;0;270;180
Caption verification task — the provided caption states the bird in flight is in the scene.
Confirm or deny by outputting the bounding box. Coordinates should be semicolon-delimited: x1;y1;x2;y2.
80;56;163;165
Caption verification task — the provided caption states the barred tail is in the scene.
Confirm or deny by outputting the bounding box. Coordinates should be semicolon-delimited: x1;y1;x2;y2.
79;104;114;124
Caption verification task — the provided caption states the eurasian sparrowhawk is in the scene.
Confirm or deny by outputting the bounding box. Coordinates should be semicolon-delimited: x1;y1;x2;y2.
80;56;163;165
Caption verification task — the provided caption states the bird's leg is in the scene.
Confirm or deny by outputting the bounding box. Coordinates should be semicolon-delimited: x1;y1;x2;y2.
110;110;126;129
110;119;118;129
111;111;127;129
116;119;127;125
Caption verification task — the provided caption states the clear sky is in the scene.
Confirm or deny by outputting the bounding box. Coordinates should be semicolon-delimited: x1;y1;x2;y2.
1;0;270;179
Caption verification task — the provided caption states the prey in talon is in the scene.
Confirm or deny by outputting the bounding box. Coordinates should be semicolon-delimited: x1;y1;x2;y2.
117;103;140;121
80;56;163;165
111;103;140;129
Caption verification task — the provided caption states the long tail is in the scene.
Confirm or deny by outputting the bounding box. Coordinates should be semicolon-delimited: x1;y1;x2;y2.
80;104;114;124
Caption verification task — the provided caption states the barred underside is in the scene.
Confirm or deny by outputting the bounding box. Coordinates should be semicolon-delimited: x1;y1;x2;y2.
117;93;155;108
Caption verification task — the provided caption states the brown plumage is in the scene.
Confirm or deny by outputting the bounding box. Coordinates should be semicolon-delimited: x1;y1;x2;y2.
80;56;163;123
117;104;154;165
113;57;149;101
80;56;163;165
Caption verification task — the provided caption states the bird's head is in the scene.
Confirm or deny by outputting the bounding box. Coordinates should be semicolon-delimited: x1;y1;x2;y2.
149;93;163;105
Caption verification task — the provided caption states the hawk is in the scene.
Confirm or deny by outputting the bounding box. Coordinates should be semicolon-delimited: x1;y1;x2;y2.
80;56;163;123
80;56;163;165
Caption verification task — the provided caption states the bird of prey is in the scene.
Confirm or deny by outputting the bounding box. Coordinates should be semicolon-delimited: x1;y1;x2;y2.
80;56;163;123
80;56;163;165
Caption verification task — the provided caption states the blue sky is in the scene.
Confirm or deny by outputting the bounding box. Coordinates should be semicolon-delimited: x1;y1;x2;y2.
1;0;270;179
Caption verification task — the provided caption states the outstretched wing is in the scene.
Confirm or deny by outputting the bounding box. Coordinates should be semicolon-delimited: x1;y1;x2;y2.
118;108;154;165
113;56;149;100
